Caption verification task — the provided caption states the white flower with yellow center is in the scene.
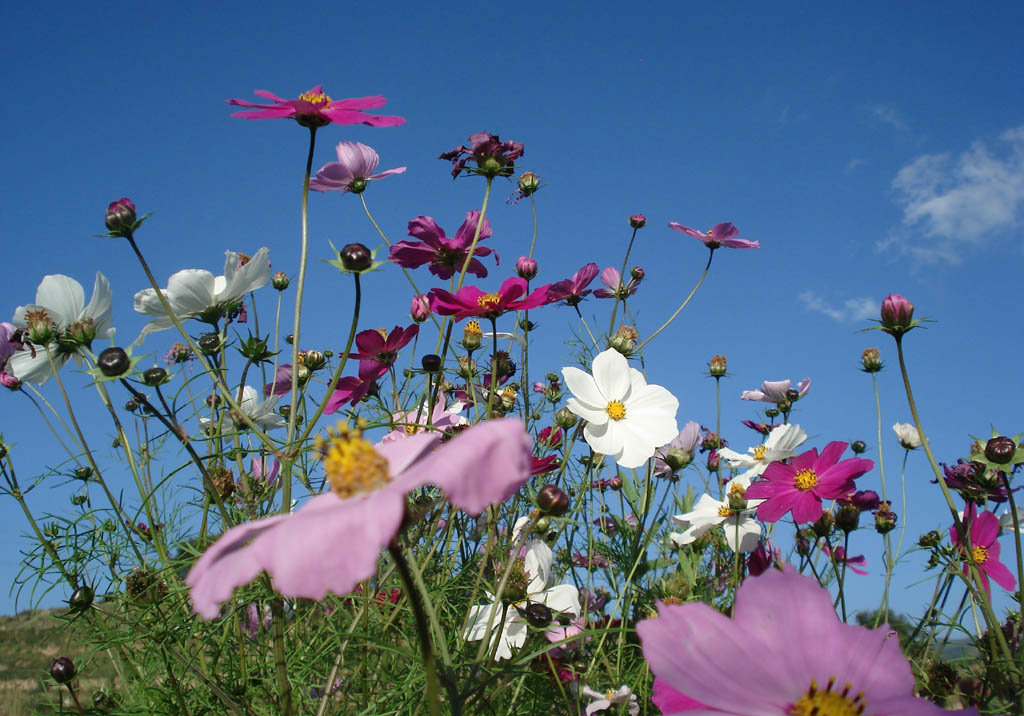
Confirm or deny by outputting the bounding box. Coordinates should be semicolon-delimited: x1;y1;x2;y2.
562;349;679;469
669;476;764;553
580;685;639;716
718;423;807;480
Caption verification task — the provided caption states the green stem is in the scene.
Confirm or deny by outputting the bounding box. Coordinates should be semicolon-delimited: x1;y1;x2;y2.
636;251;714;351
607;226;640;337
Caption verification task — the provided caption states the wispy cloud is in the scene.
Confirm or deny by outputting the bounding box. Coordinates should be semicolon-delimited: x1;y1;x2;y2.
883;125;1024;264
870;104;909;131
847;158;867;171
799;291;876;323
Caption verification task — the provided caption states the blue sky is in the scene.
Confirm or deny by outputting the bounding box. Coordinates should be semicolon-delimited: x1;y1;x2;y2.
2;1;1023;621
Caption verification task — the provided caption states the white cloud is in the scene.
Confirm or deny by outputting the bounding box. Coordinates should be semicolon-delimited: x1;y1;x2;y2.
847;158;867;171
885;124;1024;264
799;291;877;323
871;104;909;131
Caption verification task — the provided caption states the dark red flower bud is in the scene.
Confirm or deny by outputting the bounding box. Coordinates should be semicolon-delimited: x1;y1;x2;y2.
985;436;1016;465
340;243;372;272
537;484;570;516
97;347;130;377
629;214;646;229
851;440;867;454
104;198;136;234
50;656;77;684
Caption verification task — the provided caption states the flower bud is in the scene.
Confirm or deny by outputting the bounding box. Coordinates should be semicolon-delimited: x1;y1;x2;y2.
410;294;432;323
874;502;897;534
554;407;578;429
629;214;646;229
708;354;727;378
851;440;867;454
24;309;55;345
50;656;77;684
104;197;136;234
97;347;130;377
421;354;442;372
706;449;720;472
142;367;168;386
302;350;327;372
523;601;553;628
198;333;222;355
918;530;943;548
462;320;482;351
517;171;541;196
607;325;638;356
812;510;835;537
69;585;94;612
630;266;645;281
537;484;570;516
515;256;538;281
795;528;814;556
764;408;779;418
608;476;623;491
985;436;1016;465
860;347;883;373
73;466;92;481
746;541;773;576
663;448;693;472
880;294;915;336
835;504;861;533
272;271;290;290
340;243;372;272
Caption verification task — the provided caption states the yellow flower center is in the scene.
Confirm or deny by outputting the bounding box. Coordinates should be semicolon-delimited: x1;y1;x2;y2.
789;677;866;716
605;400;626;421
464;320;483;336
793;468;818;491
298;90;331;107
501;387;517;401
476;292;502;310
753;445;767;460
717;506;734;517
404;423;419;435
971;545;989;564
24;308;51;327
604;690;618;700
316;422;391;499
706;230;713;236
375;328;389;339
236;252;251;266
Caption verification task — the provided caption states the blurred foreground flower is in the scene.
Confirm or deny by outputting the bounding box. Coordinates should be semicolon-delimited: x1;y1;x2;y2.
638;568;975;715
563;348;678;469
187;419;531;618
667;221;759;250
309;141;406;194
227;86;405;128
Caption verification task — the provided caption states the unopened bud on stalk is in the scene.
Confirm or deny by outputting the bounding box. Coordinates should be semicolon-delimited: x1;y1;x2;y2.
880;293;915;337
874;503;897;534
629;214;646;229
812;510;835;537
523;602;553;628
302;350;327;372
765;408;779;418
73;466;92;481
421;354;442;372
97;347;130;377
608;476;623;491
835;504;861;532
515;256;538;280
708;354;727;378
918;530;943;548
68;585;94;612
554;407;577;429
50;656;77;685
340;243;372;272
410;294;431;323
272;271;290;290
630;266;645;281
142;367;168;386
861;347;882;373
517;171;541;197
104;198;136;235
851;440;867;454
537;484;570;516
198;333;222;355
985;436;1016;465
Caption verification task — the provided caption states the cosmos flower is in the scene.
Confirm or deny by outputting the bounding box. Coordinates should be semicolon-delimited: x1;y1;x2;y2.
323;367;388;414
892;422;922;450
999;506;1024;534
562;348;678;469
429;276;550;321
667;221;759;250
951;504;1016;595
440;131;524;179
389;211;498;280
227;86;405;128
670;475;764;553
592;267;640;299
823;545;869;576
187;419;532;619
309;141;406;194
201;386;285;431
741;377;811;404
351;325;419;380
9;273;114;384
717;423;808;480
638;568;970;715
547;263;600;306
579;685;639;716
133;248;270;341
378;392;466;443
745;442;873;524
653;421;702;476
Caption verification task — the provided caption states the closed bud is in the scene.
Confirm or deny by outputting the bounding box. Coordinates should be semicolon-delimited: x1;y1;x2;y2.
765;408;780;418
629;214;646;229
608;476;623;491
554;407;578;429
104;197;137;234
70;493;88;505
985;436;1016;465
302;350;327;371
523;601;553;628
537;484;570;516
812;510;835;537
517;171;541;196
515;256;538;280
421;354;442;372
663;448;693;472
835;504;861;533
880;293;915;336
630;266;645;281
708;354;727;378
272;271;290;290
142;367;168;386
340;243;372;272
73;466;92;481
918;530;943;548
860;347;882;373
410;294;432;323
851;440;867;454
69;585;94;612
706;450;720;471
50;656;77;684
198;333;222;355
874;502;898;534
97;347;130;377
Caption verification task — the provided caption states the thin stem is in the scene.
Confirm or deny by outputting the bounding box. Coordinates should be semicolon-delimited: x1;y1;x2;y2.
636;251;714;351
607;226;640;336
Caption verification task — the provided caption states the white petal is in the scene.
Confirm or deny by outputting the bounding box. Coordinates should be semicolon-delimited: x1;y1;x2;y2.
562;366;606;410
536;583;580;616
566;396;609;426
8;347;60;384
166;270;217;315
591;349;631;399
35;275;85;328
582;420;622;457
220;247;270;302
722;515;762;553
524;539;553;591
83;272;114;340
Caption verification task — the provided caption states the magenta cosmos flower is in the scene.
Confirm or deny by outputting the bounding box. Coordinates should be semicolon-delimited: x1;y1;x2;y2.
745;442;873;524
440;131;524;179
639;568;973;716
323;369;387;414
227;86;405;128
547;263;599;306
429;276;550;321
309;142;406;194
389;211;498;280
668;221;759;250
741;377;810;403
350;325;419;380
592;266;640;299
186;419;531;618
951;504;1016;595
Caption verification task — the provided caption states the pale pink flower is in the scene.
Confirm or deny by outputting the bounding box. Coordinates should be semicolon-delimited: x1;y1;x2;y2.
309;142;405;194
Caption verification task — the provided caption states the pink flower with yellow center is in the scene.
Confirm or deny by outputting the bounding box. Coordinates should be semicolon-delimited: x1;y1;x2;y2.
429;276;550;321
350;324;419;380
745;442;873;524
227;86;405;128
951;503;1016;595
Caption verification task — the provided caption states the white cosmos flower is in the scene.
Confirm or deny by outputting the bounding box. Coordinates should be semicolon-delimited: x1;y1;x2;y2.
133;248;270;341
464;536;580;661
200;386;285;431
9;273;114;384
717;423;807;480
670;475;764;553
562;349;678;469
580;685;640;716
893;422;922;450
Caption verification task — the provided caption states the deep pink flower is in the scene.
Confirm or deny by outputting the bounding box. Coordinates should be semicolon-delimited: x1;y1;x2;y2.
639;568;971;715
351;325;419;380
323;370;386;414
741;419;772;436
745;442;873;524
515;256;538;280
530;454;560;475
880;293;916;337
592;266;639;299
309;142;406;194
951;504;1016;595
668;221;759;250
547;263;599;306
227;86;405;128
389;211;498;280
823;545;869;575
440;131;524;179
741;378;811;403
429;276;550;321
186;419;532;618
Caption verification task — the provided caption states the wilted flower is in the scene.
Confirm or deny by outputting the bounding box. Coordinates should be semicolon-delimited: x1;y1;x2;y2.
227;86;405;128
309;141;406;194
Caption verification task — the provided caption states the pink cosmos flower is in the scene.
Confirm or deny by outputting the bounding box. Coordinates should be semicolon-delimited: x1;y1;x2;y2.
309;142;406;194
654;421;702;476
638;568;975;716
547;263;600;306
389;211;498;280
0;322;21;366
323;369;386;414
823;545;869;575
264;363;294;397
187;419;532;619
530;454;560;475
429;276;550;321
951;504;1016;595
440;131;524;179
227;86;405;128
592;266;640;299
668;221;759;250
745;442;873;524
741;377;811;403
251;456;281;487
350;325;419;380
378;392;466;443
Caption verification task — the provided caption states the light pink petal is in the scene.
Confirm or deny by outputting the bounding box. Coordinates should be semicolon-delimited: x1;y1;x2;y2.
721;238;760;249
740;389;768;401
667;223;705;240
368;167;407;180
336;141;379;175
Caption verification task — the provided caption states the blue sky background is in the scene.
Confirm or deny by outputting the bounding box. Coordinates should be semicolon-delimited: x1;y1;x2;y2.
2;1;1023;623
